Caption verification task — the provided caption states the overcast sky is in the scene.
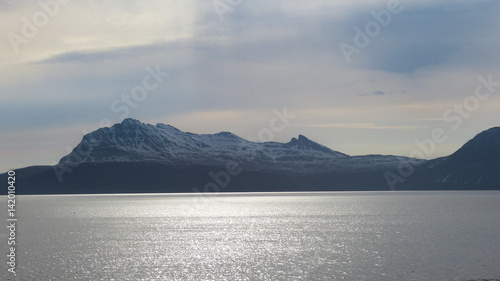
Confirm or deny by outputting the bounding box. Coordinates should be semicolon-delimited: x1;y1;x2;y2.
1;0;500;172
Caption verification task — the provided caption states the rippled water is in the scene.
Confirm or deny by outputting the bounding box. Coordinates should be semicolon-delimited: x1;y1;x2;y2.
1;191;500;280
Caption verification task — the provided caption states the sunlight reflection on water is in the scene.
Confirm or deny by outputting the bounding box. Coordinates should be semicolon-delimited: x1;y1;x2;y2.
1;191;500;280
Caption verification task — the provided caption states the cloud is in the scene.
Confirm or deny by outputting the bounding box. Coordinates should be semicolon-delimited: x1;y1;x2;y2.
301;123;424;130
1;0;500;171
0;0;199;64
336;0;500;73
359;90;393;97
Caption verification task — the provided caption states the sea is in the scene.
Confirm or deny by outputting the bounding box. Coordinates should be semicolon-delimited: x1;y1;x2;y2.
1;191;500;281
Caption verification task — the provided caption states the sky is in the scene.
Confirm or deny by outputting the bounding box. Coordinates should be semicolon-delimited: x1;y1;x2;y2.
1;0;500;172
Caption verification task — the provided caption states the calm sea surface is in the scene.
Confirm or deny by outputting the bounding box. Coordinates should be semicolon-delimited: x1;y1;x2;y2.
1;191;500;280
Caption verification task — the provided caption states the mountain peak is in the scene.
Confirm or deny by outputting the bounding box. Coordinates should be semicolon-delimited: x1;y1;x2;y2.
447;126;500;163
288;135;349;157
289;135;313;145
467;126;500;144
482;127;500;134
121;118;143;126
298;134;309;142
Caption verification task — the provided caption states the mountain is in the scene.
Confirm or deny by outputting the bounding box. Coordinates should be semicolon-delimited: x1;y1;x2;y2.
58;118;348;174
57;118;408;174
404;127;500;189
2;119;500;194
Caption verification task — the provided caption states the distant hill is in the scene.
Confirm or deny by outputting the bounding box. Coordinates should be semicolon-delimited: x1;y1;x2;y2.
404;127;500;190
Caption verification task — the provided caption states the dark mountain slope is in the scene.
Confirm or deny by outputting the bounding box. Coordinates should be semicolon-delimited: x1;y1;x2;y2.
403;127;500;189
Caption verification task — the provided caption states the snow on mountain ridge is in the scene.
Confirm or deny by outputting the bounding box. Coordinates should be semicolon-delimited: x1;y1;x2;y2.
59;118;417;174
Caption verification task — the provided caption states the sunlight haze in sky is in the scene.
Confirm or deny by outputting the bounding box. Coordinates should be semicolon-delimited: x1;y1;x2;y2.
1;0;500;171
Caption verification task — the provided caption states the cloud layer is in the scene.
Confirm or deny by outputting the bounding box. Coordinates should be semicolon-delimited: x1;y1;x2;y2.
1;0;500;171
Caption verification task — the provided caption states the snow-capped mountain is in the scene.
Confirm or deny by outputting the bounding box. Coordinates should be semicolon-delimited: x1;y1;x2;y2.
2;120;500;194
59;118;412;174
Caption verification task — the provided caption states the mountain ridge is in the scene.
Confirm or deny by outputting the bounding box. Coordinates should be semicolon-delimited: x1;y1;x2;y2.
2;119;499;194
58;118;393;174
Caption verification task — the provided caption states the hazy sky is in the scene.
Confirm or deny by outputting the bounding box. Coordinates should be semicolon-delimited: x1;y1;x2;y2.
1;0;500;172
